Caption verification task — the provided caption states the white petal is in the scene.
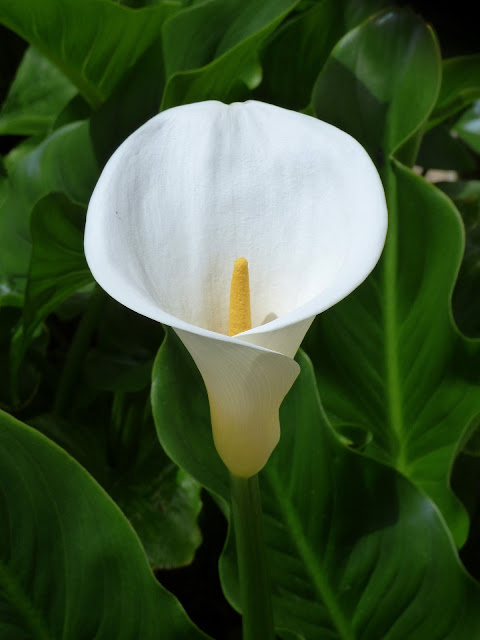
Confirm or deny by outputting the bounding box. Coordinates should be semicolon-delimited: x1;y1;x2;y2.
85;100;387;357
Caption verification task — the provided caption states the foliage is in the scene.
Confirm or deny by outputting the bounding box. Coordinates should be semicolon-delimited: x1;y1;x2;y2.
1;0;480;638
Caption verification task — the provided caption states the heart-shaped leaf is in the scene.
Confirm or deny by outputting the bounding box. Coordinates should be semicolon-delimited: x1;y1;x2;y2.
0;408;210;638
305;162;480;545
152;332;480;639
307;7;478;544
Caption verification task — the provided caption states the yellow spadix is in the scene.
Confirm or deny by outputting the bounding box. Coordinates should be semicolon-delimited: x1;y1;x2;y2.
229;257;252;336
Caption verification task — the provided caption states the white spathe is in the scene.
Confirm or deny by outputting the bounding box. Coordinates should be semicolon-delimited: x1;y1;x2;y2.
85;100;387;477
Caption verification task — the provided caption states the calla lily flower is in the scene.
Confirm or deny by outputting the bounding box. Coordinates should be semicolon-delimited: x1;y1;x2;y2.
84;101;387;478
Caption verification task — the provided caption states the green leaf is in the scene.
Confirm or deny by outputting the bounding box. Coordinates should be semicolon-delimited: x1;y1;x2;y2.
255;0;386;111
312;8;441;163
0;46;77;136
308;7;475;543
305;161;480;546
161;0;301;109
23;193;93;344
0;0;178;108
430;55;480;128
437;180;480;338
0;409;210;638
8;194;93;401
0;121;98;302
31;397;203;571
454;99;480;154
152;333;480;639
90;40;166;168
0;307;44;410
84;298;162;393
108;394;203;570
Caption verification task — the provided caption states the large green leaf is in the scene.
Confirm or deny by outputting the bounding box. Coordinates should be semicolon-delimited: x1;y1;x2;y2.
0;121;98;302
160;0;300;109
312;9;441;162
152;333;480;639
31;396;203;571
255;0;386;111
0;408;209;638
0;46;77;136
430;55;480;128
309;5;480;544
0;0;178;108
304;162;480;545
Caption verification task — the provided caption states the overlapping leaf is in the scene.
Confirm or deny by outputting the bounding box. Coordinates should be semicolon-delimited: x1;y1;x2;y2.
0;121;98;302
152;333;480;639
312;8;441;161
0;0;178;108
255;0;386;110
309;8;480;544
32;397;203;571
22;194;92;344
0;409;210;638
160;0;300;109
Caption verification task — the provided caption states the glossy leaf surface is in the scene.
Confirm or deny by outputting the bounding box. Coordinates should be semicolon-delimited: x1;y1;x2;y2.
308;7;480;544
32;401;203;570
23;193;93;344
0;46;77;136
255;0;386;111
0;0;177;107
0;121;97;302
0;409;209;638
312;9;440;161
161;0;300;108
152;333;480;639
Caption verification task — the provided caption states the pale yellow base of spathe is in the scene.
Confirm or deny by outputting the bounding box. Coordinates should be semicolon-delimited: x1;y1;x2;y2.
210;396;280;478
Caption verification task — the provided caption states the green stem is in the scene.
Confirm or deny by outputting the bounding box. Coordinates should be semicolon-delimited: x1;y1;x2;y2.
230;473;275;640
53;286;105;417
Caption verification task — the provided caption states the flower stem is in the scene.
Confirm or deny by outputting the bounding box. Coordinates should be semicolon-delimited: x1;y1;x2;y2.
230;473;275;640
54;285;105;417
